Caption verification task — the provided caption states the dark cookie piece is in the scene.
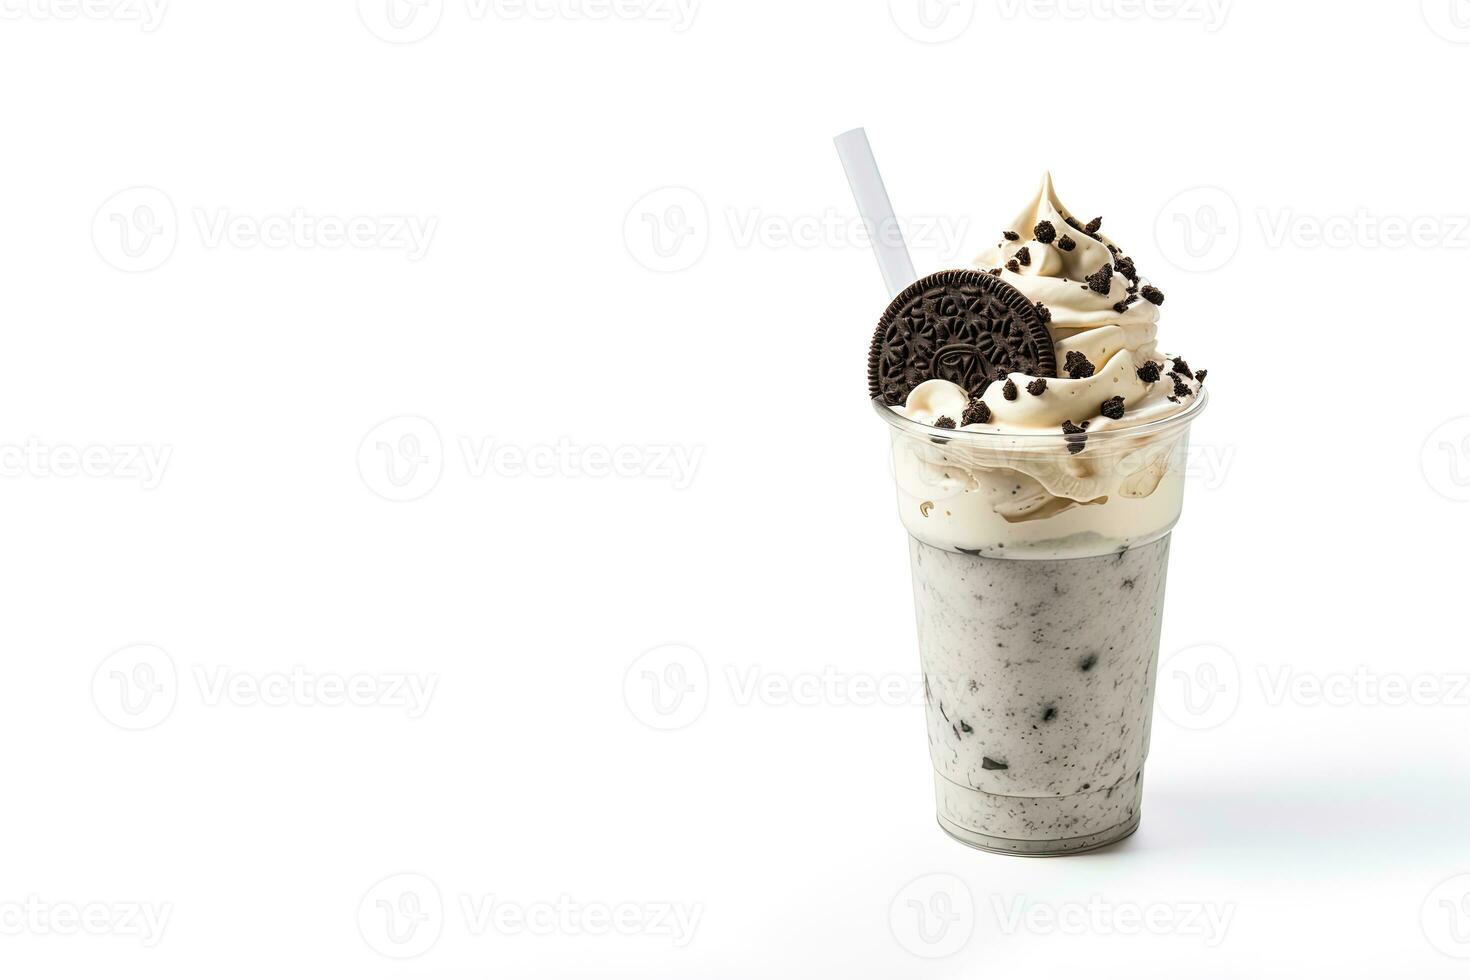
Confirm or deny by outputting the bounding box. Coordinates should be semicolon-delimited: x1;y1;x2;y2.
1064;350;1096;379
1002;378;1019;400
1034;303;1051;324
1057;234;1077;252
1195;369;1208;385
1100;395;1125;420
934;415;956;429
1171;356;1192;377
982;757;1009;771
1065;215;1083;231
962;398;991;425
1003;230;1020;241
1172;375;1192;398
1137;361;1161;383
1112;301;1130;314
1026;377;1048;396
1114;255;1138;282
962;398;992;425
1034;220;1056;244
1005;259;1020;272
1085;265;1113;295
1014;246;1031;267
1142;285;1165;305
1084;216;1103;235
1062;419;1090;455
868;270;1058;405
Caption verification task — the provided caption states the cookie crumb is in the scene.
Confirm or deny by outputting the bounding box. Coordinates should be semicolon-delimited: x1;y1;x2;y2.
1005;259;1020;273
1003;379;1019;400
1003;230;1020;241
1085;265;1113;294
1034;220;1056;244
1026;377;1048;396
1034;302;1051;324
1057;234;1077;252
1195;368;1208;385
1084;216;1103;235
1064;350;1096;379
1100;395;1125;420
1171;356;1192;377
962;399;991;425
1014;246;1031;267
1141;285;1165;305
934;415;956;429
1137;361;1161;383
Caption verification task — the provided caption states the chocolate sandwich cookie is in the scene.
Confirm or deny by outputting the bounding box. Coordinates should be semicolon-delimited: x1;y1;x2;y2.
868;270;1058;405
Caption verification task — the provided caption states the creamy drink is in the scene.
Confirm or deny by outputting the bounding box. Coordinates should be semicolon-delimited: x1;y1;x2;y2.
869;174;1209;854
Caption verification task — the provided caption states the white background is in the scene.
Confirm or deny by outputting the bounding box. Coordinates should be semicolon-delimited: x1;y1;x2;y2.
2;0;1469;976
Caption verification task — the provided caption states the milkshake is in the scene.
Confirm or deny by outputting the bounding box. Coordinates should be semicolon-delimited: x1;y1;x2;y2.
868;174;1210;854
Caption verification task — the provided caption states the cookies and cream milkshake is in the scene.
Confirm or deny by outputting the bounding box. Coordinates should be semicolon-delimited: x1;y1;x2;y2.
868;174;1209;854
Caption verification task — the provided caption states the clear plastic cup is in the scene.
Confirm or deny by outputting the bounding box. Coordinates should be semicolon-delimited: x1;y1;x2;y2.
875;390;1208;855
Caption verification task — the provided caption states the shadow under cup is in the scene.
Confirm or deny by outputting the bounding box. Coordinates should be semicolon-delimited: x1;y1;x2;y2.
874;391;1208;855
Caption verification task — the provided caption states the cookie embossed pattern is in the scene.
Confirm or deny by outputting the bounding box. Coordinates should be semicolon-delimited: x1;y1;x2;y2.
837;130;1211;855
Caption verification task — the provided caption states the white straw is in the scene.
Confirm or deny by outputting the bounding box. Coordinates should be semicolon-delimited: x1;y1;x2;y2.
833;127;916;298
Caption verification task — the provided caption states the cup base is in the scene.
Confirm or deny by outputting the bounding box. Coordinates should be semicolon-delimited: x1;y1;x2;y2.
936;811;1141;857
